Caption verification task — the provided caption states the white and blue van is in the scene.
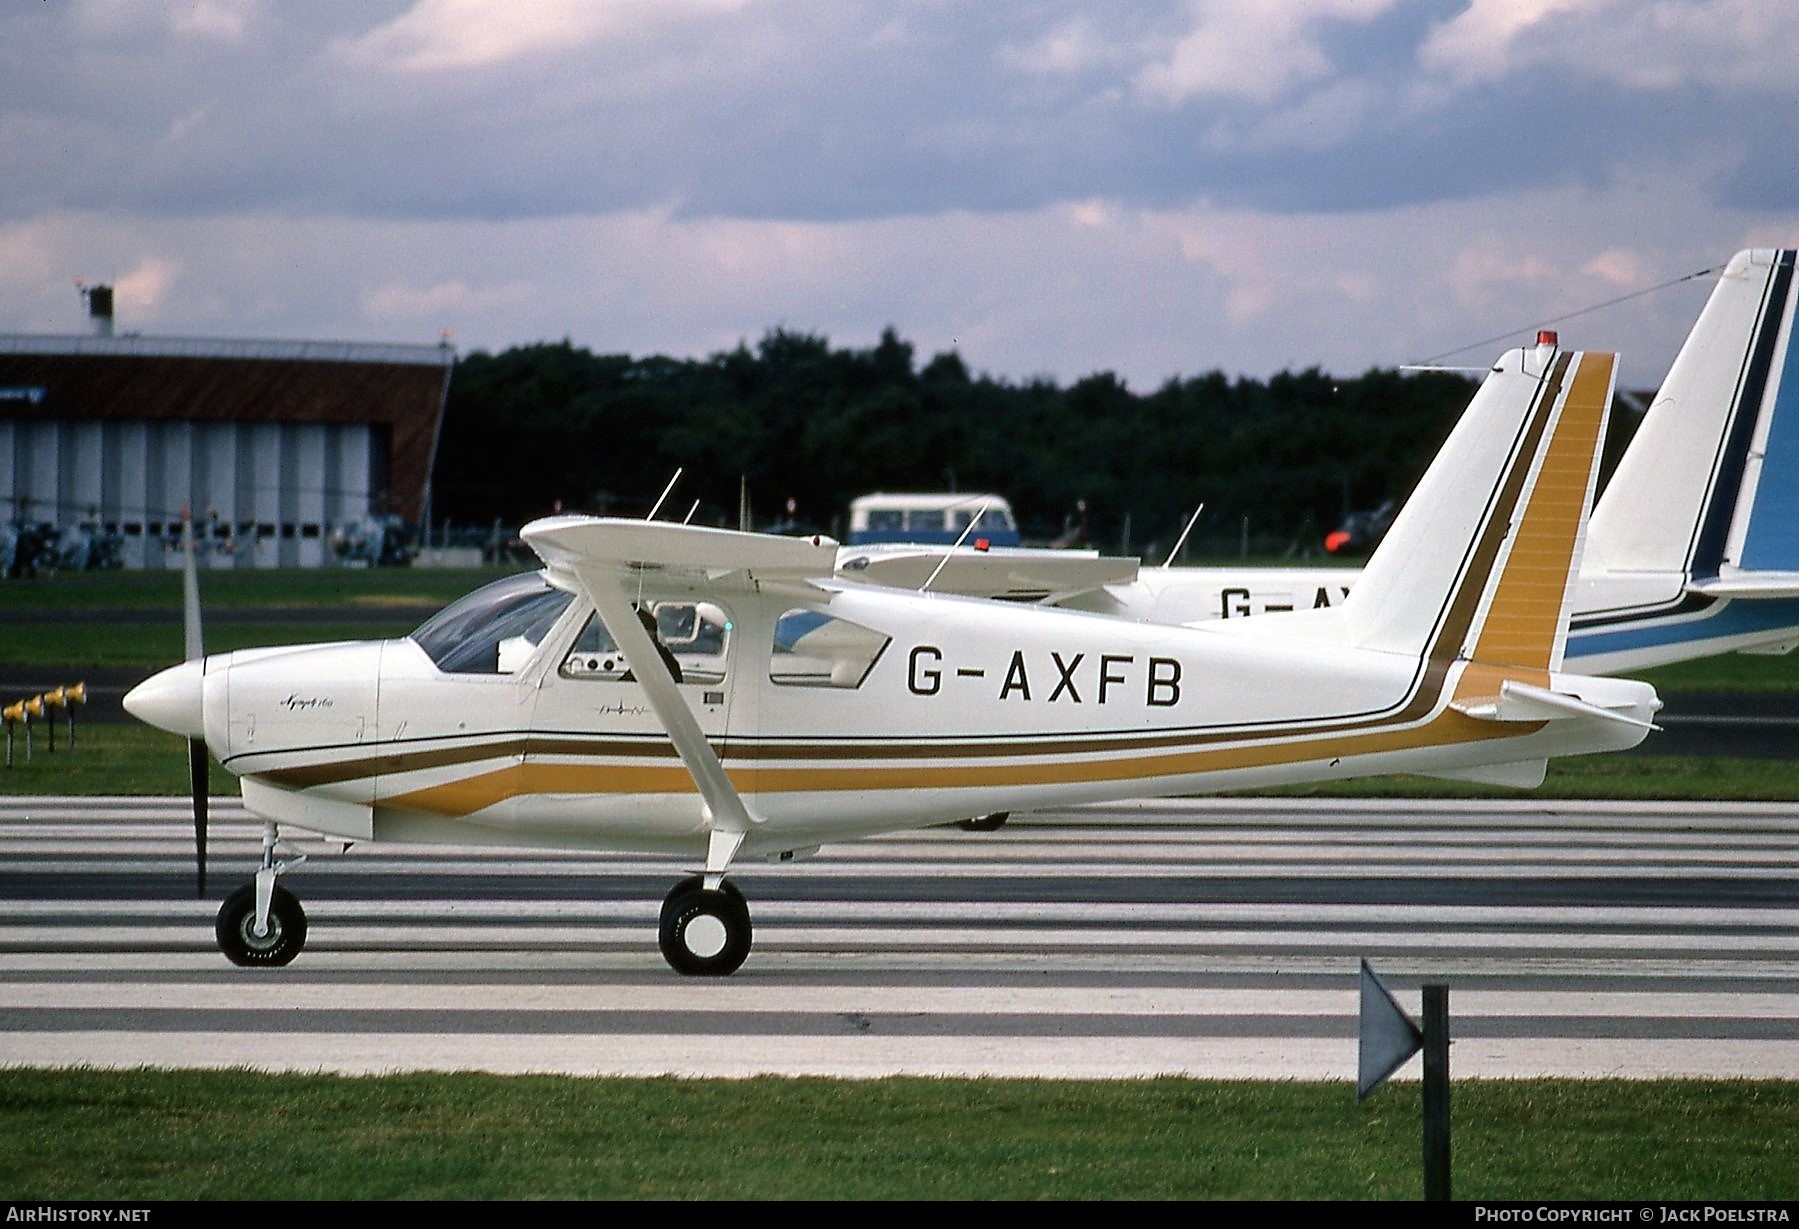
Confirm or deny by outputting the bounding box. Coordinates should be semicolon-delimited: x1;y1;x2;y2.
846;493;1021;547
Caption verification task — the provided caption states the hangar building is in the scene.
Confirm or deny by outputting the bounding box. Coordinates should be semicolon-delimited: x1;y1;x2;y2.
0;327;454;570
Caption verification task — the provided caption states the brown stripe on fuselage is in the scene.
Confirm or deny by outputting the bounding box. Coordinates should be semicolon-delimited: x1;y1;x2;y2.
253;735;681;789
375;704;1537;813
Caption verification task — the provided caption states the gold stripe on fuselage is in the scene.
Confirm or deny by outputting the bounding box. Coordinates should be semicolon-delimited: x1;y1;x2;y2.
366;706;1533;815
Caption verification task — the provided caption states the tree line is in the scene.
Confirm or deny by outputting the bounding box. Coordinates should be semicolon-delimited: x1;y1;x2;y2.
432;327;1485;559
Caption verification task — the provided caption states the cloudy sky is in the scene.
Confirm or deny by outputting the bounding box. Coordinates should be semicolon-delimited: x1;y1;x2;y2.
1;0;1795;388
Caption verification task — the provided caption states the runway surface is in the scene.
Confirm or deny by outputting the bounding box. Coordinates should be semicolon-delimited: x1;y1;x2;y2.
2;795;1796;1080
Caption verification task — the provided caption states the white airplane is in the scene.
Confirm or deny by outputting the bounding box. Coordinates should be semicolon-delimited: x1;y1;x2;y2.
846;250;1799;676
126;336;1657;976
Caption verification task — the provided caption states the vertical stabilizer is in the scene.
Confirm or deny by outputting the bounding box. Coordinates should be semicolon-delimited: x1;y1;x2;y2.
1347;339;1615;676
1586;249;1797;585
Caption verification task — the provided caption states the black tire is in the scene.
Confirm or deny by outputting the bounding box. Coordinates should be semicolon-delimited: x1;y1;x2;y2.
957;812;1010;832
215;882;307;967
659;874;745;927
659;881;752;976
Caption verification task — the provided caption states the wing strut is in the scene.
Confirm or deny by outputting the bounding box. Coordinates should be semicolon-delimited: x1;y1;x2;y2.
584;571;759;886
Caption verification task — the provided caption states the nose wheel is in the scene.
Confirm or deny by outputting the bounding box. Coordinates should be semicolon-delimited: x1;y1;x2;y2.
215;882;307;967
659;876;752;976
214;823;309;967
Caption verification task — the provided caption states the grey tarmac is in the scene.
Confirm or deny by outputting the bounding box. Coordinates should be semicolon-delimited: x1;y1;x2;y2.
1;795;1796;1079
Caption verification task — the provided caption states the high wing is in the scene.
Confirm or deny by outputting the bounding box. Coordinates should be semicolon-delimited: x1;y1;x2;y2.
835;543;1139;601
526;516;839;589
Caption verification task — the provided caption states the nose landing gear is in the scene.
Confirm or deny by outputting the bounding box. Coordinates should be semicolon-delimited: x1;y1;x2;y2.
215;822;309;968
216;881;307;966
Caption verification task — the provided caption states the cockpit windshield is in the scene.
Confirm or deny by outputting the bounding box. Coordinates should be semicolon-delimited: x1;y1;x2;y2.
410;572;573;674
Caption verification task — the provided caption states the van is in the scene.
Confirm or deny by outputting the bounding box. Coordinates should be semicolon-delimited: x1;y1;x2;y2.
846;493;1021;546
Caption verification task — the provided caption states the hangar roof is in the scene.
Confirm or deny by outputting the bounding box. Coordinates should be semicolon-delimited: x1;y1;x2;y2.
0;334;454;521
0;334;453;366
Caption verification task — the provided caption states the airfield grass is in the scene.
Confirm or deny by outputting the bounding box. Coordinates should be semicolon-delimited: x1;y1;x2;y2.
2;1071;1796;1201
0;723;235;795
0;566;492;668
0;565;494;613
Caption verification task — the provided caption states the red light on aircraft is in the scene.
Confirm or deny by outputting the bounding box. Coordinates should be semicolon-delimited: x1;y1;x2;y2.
1537;330;1558;347
975;538;990;552
1325;530;1352;554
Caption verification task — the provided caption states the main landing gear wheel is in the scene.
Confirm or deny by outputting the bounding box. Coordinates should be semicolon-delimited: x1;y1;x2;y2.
215;882;308;967
659;878;752;977
957;812;1010;832
659;875;745;926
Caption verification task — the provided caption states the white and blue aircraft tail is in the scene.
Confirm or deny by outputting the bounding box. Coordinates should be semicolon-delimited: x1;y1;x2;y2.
966;248;1799;675
1574;247;1799;671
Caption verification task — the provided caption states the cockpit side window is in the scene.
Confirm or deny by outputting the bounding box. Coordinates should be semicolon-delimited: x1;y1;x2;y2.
410;572;573;674
769;609;890;689
560;601;731;685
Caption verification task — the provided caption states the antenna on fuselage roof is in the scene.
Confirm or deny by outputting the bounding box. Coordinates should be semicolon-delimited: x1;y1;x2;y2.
1162;502;1204;569
921;500;992;593
682;499;701;526
646;468;683;521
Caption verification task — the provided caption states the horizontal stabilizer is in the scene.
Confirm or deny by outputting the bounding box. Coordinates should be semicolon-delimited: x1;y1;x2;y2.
837;544;1139;599
1688;572;1799;599
1452;679;1660;731
1419;760;1548;789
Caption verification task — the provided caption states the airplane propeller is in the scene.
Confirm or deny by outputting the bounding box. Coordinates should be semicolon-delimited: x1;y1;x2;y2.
181;514;207;898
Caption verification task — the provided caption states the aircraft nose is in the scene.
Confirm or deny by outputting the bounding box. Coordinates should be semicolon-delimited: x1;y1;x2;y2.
123;659;207;739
